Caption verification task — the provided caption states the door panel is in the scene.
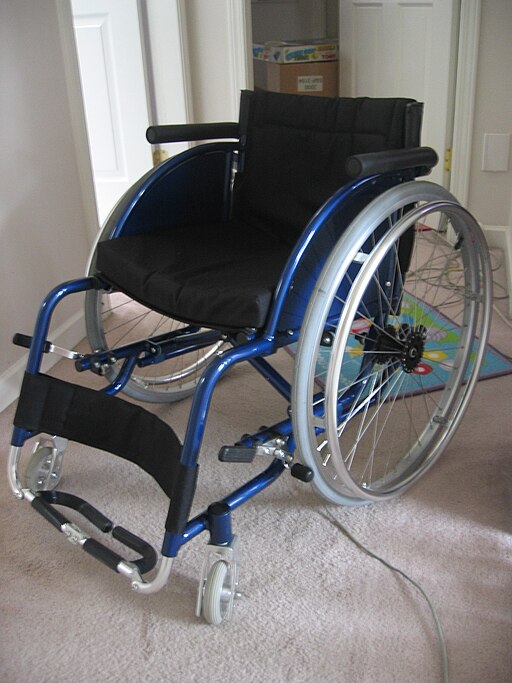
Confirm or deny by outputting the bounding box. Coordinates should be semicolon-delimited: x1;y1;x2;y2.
340;0;457;186
71;0;153;225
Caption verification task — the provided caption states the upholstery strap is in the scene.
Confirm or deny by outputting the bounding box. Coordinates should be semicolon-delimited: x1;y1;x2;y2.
14;372;183;499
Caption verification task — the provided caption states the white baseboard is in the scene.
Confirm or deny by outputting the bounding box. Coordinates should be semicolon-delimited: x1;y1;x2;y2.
0;310;86;414
482;224;512;318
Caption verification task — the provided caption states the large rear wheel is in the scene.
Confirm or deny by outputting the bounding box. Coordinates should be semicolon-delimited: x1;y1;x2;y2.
292;182;492;504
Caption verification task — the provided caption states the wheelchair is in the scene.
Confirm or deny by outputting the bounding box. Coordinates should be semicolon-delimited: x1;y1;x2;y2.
8;90;492;624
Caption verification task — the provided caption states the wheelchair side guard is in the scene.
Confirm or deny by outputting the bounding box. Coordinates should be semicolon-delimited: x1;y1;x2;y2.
269;170;420;335
91;142;237;247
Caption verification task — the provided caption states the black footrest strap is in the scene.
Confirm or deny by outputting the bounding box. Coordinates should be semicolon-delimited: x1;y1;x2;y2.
34;490;157;575
14;372;182;499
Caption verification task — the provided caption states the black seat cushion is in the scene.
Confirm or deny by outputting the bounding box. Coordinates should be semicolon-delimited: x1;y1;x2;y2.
97;92;418;332
96;221;291;330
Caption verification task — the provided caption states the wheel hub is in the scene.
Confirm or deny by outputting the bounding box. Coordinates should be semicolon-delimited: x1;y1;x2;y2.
400;326;427;373
372;324;427;373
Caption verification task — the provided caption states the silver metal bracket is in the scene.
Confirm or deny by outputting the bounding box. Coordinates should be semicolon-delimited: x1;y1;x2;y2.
255;438;293;466
48;343;84;361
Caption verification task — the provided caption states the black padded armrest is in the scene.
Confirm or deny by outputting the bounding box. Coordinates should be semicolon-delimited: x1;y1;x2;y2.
345;146;438;178
146;122;240;144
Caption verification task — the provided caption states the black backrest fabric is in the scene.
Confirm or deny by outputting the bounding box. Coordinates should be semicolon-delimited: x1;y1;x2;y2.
232;90;419;245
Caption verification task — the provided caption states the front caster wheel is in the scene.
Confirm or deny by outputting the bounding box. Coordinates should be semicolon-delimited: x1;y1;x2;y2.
202;561;231;625
196;537;240;625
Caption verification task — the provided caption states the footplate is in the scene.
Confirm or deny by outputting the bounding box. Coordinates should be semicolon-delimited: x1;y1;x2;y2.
25;489;157;578
218;446;257;463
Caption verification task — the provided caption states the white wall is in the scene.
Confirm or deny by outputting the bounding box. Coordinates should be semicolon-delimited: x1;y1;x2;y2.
467;0;512;313
182;0;253;122
467;0;512;226
0;0;93;410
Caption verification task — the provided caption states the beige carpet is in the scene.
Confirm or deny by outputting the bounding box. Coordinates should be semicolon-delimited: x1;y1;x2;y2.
1;290;511;682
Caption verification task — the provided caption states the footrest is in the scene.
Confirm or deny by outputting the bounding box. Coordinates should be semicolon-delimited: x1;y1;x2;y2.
218;446;257;463
31;490;157;575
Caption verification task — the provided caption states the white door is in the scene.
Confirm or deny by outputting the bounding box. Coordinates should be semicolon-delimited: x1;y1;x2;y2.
71;0;153;225
339;0;457;187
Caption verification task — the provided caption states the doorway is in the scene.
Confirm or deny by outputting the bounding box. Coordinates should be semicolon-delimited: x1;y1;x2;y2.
248;0;478;195
68;0;189;227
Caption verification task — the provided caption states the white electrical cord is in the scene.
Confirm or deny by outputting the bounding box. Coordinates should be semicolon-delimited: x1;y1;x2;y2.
408;234;512;344
492;301;512;332
321;508;449;683
314;232;510;683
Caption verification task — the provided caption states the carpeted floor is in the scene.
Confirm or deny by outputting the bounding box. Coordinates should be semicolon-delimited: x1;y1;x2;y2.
1;283;511;683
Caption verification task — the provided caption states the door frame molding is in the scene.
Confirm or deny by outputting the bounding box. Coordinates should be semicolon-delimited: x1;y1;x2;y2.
58;0;191;243
56;0;99;244
227;0;254;97
450;0;481;205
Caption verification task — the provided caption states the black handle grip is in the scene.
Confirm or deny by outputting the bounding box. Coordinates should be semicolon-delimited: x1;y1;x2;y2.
345;146;438;179
146;122;239;144
13;333;51;353
290;463;314;483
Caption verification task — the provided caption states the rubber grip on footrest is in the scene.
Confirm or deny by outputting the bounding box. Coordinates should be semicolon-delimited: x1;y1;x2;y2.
83;538;124;572
31;495;68;530
41;491;113;532
112;526;158;574
218;446;256;463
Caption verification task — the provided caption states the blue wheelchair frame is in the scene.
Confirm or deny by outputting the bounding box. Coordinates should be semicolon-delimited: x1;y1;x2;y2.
9;136;435;586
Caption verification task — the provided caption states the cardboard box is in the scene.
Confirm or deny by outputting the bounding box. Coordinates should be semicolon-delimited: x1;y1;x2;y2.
253;39;338;64
254;59;339;98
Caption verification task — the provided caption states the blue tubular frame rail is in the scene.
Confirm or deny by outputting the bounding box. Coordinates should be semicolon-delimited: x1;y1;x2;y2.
8;162;429;593
179;336;275;467
25;277;101;376
162;459;285;557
